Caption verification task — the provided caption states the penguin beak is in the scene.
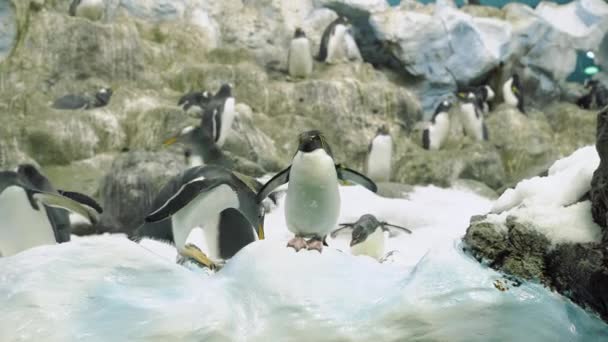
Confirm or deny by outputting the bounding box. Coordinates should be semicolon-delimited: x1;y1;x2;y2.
350;234;365;247
163;136;178;146
258;223;265;240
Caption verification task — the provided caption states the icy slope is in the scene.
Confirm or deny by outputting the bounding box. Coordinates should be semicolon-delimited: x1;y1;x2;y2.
1;186;607;341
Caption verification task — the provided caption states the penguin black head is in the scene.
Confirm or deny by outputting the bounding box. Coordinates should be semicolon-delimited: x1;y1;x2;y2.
350;214;382;247
435;99;452;114
456;91;476;103
294;27;306;38
16;164;50;191
216;83;233;98
297;130;333;155
95;87;113;107
376;125;390;136
337;16;349;25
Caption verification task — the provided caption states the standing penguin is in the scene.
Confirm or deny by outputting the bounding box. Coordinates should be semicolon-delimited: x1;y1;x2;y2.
330;214;411;260
133;166;266;269
366;125;392;182
69;0;104;21
0;166;101;257
178;90;211;115
503;73;525;114
317;16;358;64
457;91;489;142
203;83;236;147
288;28;313;79
423;99;453;150
257;130;377;252
476;85;495;114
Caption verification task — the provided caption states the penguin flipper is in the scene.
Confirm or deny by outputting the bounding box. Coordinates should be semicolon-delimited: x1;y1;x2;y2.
422;129;430;150
382;223;413;236
330;223;354;238
32;191;100;224
335;165;378;193
145;178;221;223
57;190;103;214
256;166;291;203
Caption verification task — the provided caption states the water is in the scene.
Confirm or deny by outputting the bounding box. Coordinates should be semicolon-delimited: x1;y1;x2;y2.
0;185;607;341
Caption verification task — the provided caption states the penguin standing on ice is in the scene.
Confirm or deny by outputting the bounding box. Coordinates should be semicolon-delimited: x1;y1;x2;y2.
317;16;360;64
288;28;313;79
423;99;452;150
69;0;105;21
502;73;525;114
134;165;267;270
257;130;377;252
0;165;101;257
457;91;489;142
366;125;392;182
203;83;236;147
331;214;411;260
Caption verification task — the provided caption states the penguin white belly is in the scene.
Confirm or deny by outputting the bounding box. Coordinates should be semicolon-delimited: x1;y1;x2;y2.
351;228;385;260
286;150;340;237
503;79;518;107
367;136;392;182
170;184;238;261
344;32;362;62
459;104;484;141
326;25;348;64
288;38;313;78
0;186;56;257
217;97;235;147
429;114;450;150
76;0;104;21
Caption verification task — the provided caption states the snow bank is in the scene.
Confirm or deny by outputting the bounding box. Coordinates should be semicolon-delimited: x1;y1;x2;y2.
1;184;607;340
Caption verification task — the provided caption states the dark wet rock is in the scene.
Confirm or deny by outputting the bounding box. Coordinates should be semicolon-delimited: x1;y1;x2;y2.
590;106;608;232
97;151;186;235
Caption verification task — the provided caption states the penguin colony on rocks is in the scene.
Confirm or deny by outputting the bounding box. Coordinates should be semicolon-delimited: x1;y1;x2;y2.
2;5;601;266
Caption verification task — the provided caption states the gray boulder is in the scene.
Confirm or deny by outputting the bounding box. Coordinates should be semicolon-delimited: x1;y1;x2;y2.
0;0;16;62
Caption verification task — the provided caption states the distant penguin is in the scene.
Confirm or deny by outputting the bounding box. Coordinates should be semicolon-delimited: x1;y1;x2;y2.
366;125;392;182
317;16;358;64
423;99;452;150
69;0;104;21
503;73;525;114
202;83;236;147
577;79;608;110
288;28;313;79
457;91;489;142
178;90;211;114
257;130;377;252
0;166;101;257
477;85;495;114
331;214;411;260
133;165;266;269
52;87;112;110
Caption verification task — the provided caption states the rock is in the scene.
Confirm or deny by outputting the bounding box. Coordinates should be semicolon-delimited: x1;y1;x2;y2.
0;0;16;62
543;102;597;157
97;151;186;235
590;107;608;232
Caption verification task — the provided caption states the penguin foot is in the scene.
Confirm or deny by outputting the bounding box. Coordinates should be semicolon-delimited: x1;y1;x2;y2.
306;239;323;253
287;236;307;252
179;243;217;271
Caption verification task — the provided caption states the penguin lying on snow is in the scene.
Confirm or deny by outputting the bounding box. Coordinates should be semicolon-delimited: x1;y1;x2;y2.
317;16;361;64
178;90;211;114
331;214;411;261
503;73;525;114
456;91;489;142
288;28;313;79
52;87;113;110
577;79;608;110
366;125;392;182
133;165;267;270
0;165;102;257
423;99;452;150
257;130;377;252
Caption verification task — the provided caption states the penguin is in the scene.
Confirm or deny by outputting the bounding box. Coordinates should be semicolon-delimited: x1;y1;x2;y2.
366;125;392;182
133;165;266;269
287;28;313;79
317;16;357;64
202;83;236;147
422;99;453;150
178;90;211;115
52;87;112;110
502;73;525;114
330;214;411;260
475;85;495;114
0;166;102;257
577;79;608;110
256;130;377;252
69;0;104;21
456;91;489;142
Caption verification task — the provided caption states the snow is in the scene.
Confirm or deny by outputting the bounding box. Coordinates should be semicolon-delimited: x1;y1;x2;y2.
1;180;607;341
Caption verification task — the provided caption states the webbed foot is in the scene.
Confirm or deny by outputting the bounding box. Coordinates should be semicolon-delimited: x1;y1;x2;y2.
287;236;307;252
